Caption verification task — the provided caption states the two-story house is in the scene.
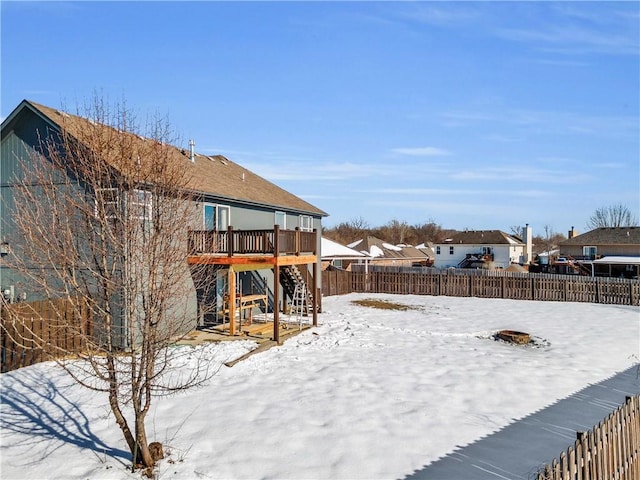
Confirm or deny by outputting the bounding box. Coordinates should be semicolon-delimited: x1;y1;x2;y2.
433;227;532;269
559;227;640;278
1;100;327;343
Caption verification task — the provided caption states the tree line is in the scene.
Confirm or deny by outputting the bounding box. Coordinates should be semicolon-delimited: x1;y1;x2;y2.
324;204;638;254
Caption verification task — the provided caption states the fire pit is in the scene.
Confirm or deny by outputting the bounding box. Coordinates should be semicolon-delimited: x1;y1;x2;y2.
496;330;531;345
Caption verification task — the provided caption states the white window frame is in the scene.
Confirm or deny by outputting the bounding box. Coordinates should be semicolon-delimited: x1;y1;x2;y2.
449;246;454;255
299;215;313;232
436;246;441;255
204;203;231;231
216;205;230;231
583;246;597;259
95;188;119;219
275;211;286;229
131;189;152;221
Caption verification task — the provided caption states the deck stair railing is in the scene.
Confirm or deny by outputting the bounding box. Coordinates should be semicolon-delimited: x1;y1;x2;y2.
458;253;494;269
280;265;315;312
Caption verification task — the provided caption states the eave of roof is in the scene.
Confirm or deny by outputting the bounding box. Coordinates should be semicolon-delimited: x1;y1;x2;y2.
8;100;327;217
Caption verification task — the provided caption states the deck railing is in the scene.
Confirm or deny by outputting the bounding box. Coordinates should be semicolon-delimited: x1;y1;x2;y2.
189;226;317;257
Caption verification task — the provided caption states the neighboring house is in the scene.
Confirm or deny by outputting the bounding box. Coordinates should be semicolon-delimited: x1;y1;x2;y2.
416;242;436;263
0;100;327;342
321;237;371;271
433;227;532;269
559;227;640;278
348;236;432;267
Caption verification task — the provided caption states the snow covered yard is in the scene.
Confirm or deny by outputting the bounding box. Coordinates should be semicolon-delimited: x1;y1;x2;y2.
1;293;638;480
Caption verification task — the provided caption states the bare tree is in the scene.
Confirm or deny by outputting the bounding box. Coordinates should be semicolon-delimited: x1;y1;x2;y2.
1;97;215;471
509;225;524;237
376;218;411;245
413;219;447;244
586;204;639;229
324;216;371;245
533;225;566;258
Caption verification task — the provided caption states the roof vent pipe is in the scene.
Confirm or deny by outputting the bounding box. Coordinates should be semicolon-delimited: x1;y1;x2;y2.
189;139;195;163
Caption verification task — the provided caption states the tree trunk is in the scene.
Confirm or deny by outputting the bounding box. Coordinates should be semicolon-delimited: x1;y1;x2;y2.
108;385;136;457
134;415;154;468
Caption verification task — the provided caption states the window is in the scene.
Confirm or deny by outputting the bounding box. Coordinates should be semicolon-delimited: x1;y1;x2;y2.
449;246;454;255
204;204;215;230
95;188;119;219
130;189;152;220
436;246;441;255
217;205;230;230
299;215;313;232
583;246;597;259
482;246;493;255
275;211;286;229
95;188;152;221
204;204;230;231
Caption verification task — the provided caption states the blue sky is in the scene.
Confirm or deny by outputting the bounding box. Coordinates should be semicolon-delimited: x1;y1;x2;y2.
2;1;638;234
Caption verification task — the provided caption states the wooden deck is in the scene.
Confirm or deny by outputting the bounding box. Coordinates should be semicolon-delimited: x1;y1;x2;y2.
187;225;320;342
187;225;318;266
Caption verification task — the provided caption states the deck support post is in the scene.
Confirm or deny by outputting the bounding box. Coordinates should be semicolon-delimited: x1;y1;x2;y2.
312;260;318;326
228;266;236;336
273;265;280;343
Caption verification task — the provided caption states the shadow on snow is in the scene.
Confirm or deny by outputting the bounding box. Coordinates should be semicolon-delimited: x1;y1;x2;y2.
0;367;130;466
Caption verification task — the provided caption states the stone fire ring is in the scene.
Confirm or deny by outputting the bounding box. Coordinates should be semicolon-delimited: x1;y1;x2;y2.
496;330;531;345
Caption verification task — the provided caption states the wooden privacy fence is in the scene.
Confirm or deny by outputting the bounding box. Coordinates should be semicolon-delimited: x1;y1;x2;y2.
536;395;640;480
0;297;91;373
322;269;640;306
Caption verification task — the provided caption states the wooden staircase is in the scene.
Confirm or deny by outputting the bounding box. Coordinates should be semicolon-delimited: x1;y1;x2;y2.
280;265;315;314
